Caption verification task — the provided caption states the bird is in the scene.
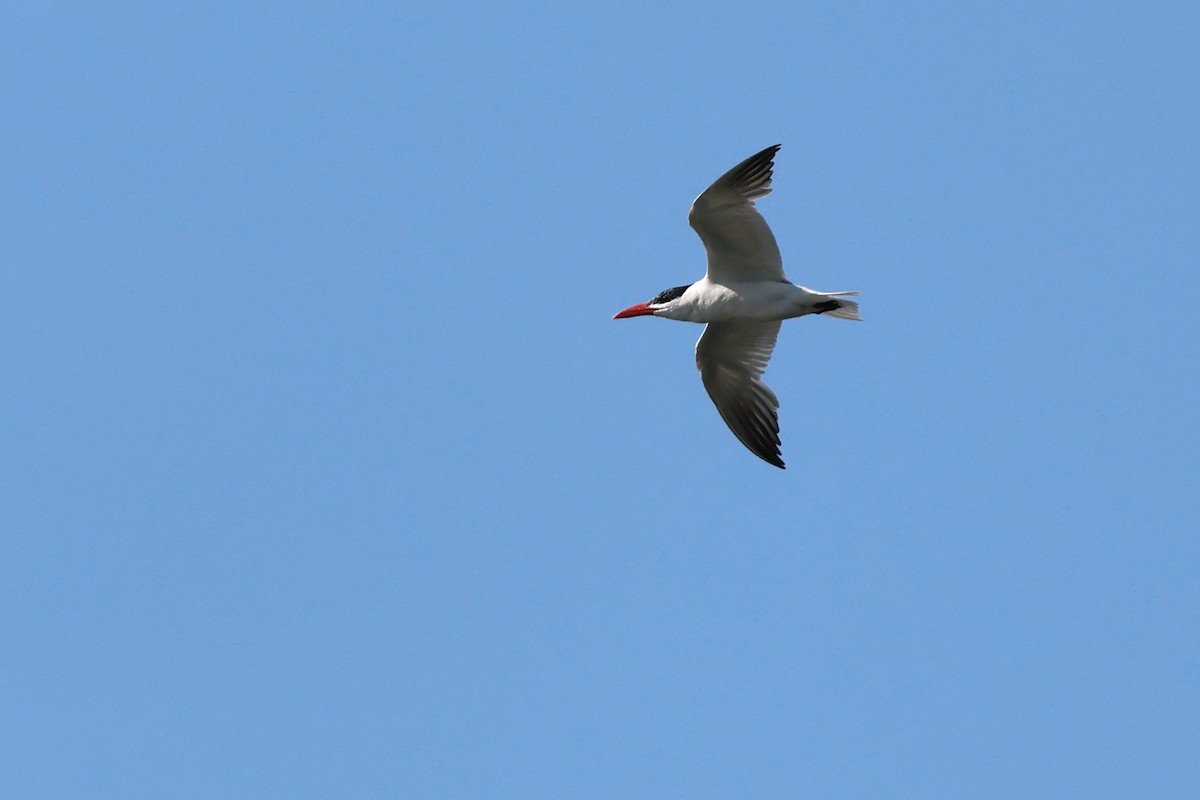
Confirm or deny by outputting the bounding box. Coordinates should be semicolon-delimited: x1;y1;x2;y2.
613;144;860;469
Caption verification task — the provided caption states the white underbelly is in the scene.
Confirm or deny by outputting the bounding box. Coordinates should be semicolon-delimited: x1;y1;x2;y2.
688;281;818;322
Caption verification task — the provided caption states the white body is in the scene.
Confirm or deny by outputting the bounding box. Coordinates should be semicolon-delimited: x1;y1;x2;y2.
614;144;860;468
655;278;851;323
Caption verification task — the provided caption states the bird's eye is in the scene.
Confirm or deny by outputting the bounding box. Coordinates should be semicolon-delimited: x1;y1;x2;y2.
651;285;691;305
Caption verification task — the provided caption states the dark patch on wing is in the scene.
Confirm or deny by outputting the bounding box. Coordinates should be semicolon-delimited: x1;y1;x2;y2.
719;144;779;202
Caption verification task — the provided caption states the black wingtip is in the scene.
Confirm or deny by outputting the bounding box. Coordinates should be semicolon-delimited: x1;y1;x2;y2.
748;143;781;165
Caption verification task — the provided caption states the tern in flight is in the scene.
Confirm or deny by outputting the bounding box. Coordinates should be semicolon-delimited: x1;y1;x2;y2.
613;144;860;468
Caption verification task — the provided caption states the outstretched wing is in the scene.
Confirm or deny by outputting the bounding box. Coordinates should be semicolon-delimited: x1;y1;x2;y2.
695;320;785;468
688;144;786;285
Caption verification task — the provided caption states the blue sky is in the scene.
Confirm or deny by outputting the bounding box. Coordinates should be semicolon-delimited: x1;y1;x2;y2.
3;2;1198;797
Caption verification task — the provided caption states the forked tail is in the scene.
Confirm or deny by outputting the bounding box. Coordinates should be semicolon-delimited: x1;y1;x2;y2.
814;291;862;321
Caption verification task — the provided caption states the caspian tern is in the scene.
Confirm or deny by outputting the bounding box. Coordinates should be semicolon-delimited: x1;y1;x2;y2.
613;144;860;469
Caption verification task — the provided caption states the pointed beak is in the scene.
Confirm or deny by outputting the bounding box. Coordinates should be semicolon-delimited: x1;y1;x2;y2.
613;302;655;319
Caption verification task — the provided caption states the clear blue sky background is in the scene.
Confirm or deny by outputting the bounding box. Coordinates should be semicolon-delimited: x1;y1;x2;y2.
3;2;1198;797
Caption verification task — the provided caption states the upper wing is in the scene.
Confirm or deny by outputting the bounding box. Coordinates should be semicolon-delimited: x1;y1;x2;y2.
695;320;785;468
688;144;786;284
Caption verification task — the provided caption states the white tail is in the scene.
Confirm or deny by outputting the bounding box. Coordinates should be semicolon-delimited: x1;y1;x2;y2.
820;291;862;321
